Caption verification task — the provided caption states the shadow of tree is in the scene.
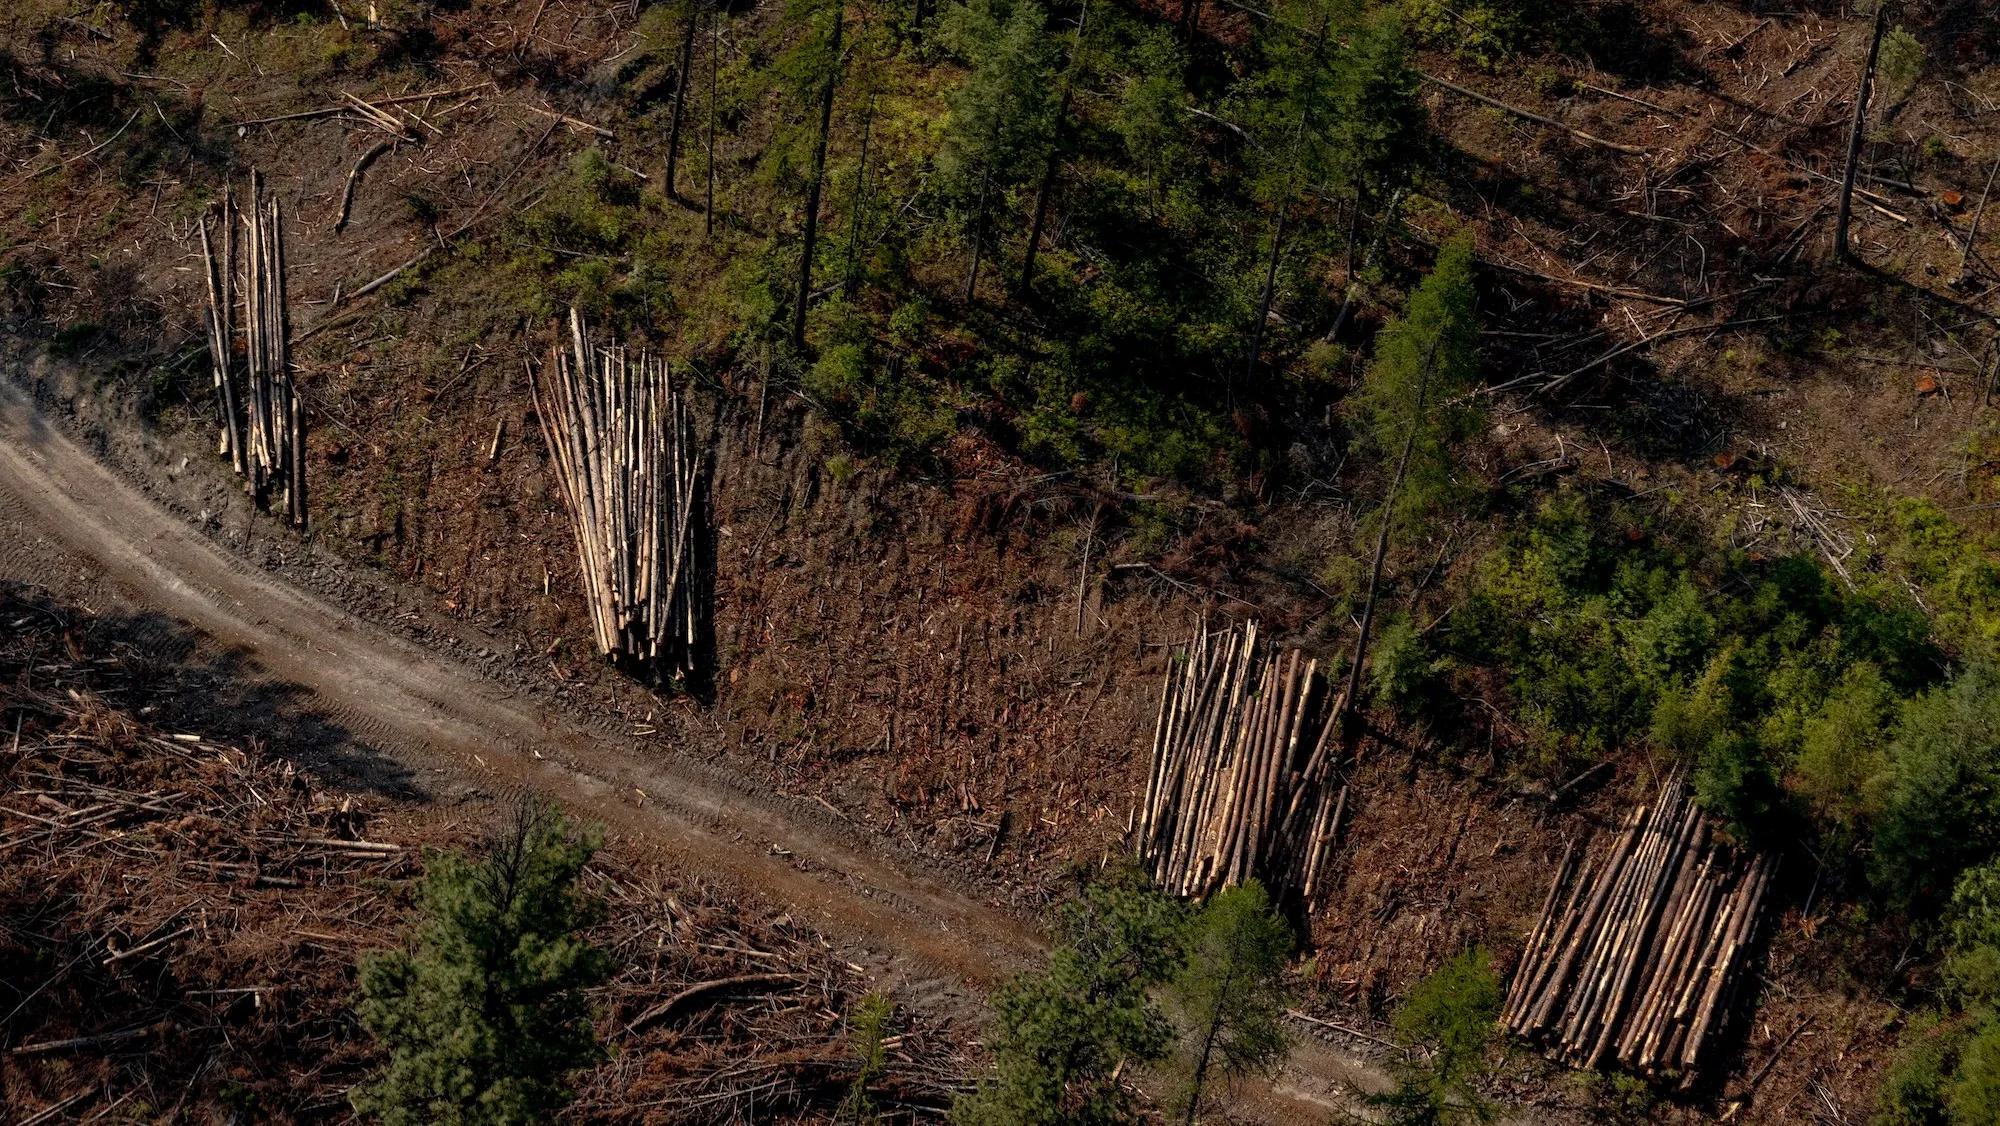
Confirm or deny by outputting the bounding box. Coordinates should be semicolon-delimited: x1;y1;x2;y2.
0;581;425;799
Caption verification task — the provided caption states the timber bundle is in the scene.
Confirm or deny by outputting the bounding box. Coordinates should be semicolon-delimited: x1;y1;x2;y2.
531;311;710;684
1134;620;1349;902
1502;779;1777;1079
197;171;305;526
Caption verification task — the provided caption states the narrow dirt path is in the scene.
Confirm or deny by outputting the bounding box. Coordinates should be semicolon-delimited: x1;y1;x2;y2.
0;379;1402;1123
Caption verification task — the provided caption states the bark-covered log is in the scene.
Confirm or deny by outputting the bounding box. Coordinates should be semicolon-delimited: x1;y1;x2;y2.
1501;778;1774;1082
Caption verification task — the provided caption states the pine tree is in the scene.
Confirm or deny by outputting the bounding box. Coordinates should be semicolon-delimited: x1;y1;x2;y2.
1016;0;1092;296
351;800;611;1126
1232;0;1351;381
939;0;1061;302
839;992;896;1124
952;868;1185;1126
1368;948;1501;1125
1170;881;1293;1126
1328;6;1423;210
1340;231;1480;726
776;0;849;347
1325;6;1423;339
1350;231;1481;530
663;0;703;199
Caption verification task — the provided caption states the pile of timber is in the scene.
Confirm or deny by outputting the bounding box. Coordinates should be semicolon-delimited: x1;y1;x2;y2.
1502;779;1777;1080
530;310;710;684
1134;620;1349;902
197;171;305;526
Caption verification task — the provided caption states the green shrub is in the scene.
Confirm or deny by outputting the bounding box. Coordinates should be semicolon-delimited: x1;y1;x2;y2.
1373;948;1500;1124
1794;662;1895;828
1447;483;1942;859
1401;0;1540;69
1879;1012;1965;1126
1878;27;1927;102
952;868;1185;1126
1371;614;1447;715
1873;664;2000;905
1947;863;2000;1004
351;801;610;1126
1949;1019;2000;1124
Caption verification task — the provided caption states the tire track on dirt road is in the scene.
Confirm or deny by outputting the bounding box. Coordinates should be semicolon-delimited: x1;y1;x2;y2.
0;380;1404;1123
0;381;1024;998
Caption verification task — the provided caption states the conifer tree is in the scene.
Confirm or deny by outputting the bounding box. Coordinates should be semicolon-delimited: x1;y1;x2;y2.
663;0;703;199
940;0;1060;302
1368;948;1500;1125
1325;6;1423;339
351;800;610;1126
952;868;1185;1126
1340;232;1480;724
1017;0;1092;296
1233;0;1350;381
1112;26;1194;209
1170;880;1293;1126
839;992;896;1124
780;0;848;346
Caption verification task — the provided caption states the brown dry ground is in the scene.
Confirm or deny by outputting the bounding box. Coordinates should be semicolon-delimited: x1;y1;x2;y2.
0;582;966;1124
3;0;1999;1123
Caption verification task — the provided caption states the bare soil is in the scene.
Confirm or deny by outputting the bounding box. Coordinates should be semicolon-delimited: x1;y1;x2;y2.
6;0;1999;1121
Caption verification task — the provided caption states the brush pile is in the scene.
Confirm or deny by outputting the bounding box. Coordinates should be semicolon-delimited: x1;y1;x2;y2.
1501;779;1777;1080
197;170;305;526
0;591;410;1116
581;872;967;1122
531;310;710;685
1134;620;1349;903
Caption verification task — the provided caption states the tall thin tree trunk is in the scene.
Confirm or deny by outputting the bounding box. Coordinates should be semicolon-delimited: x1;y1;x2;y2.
1326;189;1404;343
1242;204;1289;384
704;5;718;235
1018;1;1087;297
1340;332;1444;732
665;5;701;199
790;5;844;349
1835;6;1889;262
964;159;994;303
1178;0;1202;40
843;89;877;296
1017;90;1067;297
1180;959;1241;1126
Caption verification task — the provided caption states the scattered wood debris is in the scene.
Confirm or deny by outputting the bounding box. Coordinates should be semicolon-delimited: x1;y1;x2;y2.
1134;620;1348;903
1501;779;1776;1081
197;170;306;526
0;587;967;1122
531;311;711;685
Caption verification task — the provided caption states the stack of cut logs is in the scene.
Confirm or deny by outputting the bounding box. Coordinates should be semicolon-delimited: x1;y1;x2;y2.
531;310;709;684
197;171;305;526
1502;778;1777;1079
1135;620;1349;902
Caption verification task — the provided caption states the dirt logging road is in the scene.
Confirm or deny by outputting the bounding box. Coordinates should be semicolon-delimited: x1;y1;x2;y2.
0;381;1394;1123
0;381;1034;988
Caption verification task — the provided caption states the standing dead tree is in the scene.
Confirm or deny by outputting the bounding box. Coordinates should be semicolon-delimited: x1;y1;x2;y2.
531;311;711;687
1501;778;1776;1082
1134;620;1349;905
197;170;305;526
1834;6;1891;262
